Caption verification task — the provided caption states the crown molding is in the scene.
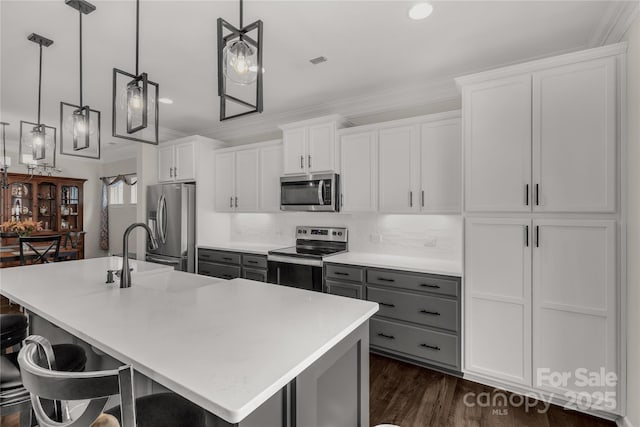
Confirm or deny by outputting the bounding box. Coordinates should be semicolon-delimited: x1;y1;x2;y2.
197;77;459;144
589;1;640;47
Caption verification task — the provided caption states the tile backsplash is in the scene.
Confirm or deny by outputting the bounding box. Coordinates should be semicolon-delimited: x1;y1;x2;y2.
221;212;462;262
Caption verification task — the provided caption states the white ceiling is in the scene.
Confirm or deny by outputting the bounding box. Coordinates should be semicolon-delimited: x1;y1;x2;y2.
0;0;634;153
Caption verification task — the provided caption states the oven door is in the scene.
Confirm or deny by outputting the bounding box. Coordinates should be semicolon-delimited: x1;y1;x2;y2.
267;258;323;292
280;174;338;212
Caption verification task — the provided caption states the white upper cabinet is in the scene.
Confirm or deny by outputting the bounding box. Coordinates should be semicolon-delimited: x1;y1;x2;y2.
463;75;532;212
234;149;260;212
420;118;462;213
307;123;335;173
465;218;532;386
259;145;283;212
214;141;283;213
280;116;348;175
158;141;197;183
214;151;235;212
532;58;616;213
339;131;377;212
174;142;196;182
532;219;617;402
378;125;420;213
158;146;174;182
283;128;307;175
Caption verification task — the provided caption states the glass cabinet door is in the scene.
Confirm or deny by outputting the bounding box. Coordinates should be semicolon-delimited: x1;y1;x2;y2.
61;185;80;231
8;182;34;222
37;182;57;231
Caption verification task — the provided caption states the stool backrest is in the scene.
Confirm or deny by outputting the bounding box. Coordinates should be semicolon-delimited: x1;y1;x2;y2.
0;314;28;352
19;236;61;266
62;231;82;249
18;335;136;427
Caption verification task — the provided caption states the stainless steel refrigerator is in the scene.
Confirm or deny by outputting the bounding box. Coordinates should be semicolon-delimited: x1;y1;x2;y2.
145;183;196;272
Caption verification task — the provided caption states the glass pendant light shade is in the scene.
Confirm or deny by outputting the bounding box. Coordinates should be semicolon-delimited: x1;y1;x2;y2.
223;39;258;85
19;120;56;167
31;126;46;160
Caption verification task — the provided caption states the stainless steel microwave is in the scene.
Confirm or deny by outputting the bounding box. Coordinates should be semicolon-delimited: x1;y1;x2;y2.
280;173;340;212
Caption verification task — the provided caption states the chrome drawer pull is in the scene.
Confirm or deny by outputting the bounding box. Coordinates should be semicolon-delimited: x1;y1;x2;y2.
334;272;349;276
377;333;395;340
377;277;395;282
223;257;233;261
420;284;440;289
379;302;396;308
420;343;440;351
420;310;440;316
247;260;258;264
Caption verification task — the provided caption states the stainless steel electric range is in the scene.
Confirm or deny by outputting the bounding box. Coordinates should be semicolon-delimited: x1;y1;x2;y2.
267;226;348;292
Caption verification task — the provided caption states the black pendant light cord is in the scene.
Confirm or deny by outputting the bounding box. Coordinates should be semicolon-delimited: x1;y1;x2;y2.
239;0;243;29
79;10;83;107
37;42;43;125
135;0;140;75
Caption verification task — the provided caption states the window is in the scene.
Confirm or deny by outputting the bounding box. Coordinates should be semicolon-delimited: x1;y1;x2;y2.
130;182;138;204
109;181;124;205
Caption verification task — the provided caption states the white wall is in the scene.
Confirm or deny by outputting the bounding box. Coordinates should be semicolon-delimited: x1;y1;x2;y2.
204;212;462;263
101;157;137;256
625;14;640;427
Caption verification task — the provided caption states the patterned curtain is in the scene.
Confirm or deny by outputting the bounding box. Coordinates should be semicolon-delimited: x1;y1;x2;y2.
99;174;138;251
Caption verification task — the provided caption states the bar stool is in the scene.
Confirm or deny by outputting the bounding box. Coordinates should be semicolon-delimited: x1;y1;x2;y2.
18;335;206;427
0;314;86;426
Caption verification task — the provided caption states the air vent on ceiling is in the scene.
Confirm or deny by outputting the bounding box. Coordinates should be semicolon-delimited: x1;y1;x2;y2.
309;56;328;65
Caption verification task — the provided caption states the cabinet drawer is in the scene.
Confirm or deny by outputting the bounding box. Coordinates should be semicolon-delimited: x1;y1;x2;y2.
198;250;241;265
326;280;364;300
367;287;458;331
325;264;364;283
243;254;267;269
198;261;241;280
242;267;267;282
370;318;458;369
367;268;459;297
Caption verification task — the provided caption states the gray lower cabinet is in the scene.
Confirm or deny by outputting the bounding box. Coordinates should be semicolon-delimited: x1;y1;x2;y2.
325;280;364;299
198;248;267;282
324;262;461;373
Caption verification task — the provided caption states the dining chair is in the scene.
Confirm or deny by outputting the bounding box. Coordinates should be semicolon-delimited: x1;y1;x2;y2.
17;335;206;427
58;232;82;261
0;316;86;426
18;235;61;266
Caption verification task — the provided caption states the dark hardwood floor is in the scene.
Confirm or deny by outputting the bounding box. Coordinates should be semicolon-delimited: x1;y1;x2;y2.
370;353;615;427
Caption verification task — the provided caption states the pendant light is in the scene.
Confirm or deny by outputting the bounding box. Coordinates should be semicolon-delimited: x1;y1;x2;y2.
112;0;159;145
217;0;264;121
19;33;56;169
0;122;10;190
60;0;101;159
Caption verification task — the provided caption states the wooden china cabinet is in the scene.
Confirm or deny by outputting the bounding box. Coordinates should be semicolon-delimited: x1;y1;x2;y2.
1;173;87;265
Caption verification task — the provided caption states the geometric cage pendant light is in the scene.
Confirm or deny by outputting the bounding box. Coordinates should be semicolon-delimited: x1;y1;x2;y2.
217;0;264;121
19;33;57;168
60;0;101;159
112;0;159;145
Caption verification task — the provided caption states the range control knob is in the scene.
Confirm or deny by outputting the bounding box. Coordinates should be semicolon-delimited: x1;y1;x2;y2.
338;232;343;236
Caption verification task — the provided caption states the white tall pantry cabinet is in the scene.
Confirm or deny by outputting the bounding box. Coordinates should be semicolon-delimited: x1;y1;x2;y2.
459;43;626;416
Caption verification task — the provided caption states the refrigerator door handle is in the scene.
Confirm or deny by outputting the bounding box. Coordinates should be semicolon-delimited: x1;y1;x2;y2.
157;194;167;244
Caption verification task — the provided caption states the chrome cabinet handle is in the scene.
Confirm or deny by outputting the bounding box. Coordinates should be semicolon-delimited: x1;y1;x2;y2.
420;343;441;351
308;155;311;169
300;155;304;169
525;184;529;206
334;271;349;276
235;197;238;208
229;197;233;208
409;191;413;207
535;184;540;206
420;283;440;289
174;167;177;177
536;225;540;247
377;333;395;340
169;167;173;178
525;225;529;247
379;302;396;308
420;310;440;316
377;277;395;283
421;190;425;207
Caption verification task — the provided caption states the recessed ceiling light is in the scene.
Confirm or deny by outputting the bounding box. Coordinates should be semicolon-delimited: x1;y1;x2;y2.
310;56;327;65
158;97;174;104
408;2;433;20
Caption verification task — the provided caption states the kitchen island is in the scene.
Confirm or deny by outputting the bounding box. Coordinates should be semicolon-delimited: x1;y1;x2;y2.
0;257;378;426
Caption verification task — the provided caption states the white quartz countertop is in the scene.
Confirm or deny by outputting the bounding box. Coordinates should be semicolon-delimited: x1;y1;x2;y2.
198;242;286;255
0;257;378;423
324;252;463;277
